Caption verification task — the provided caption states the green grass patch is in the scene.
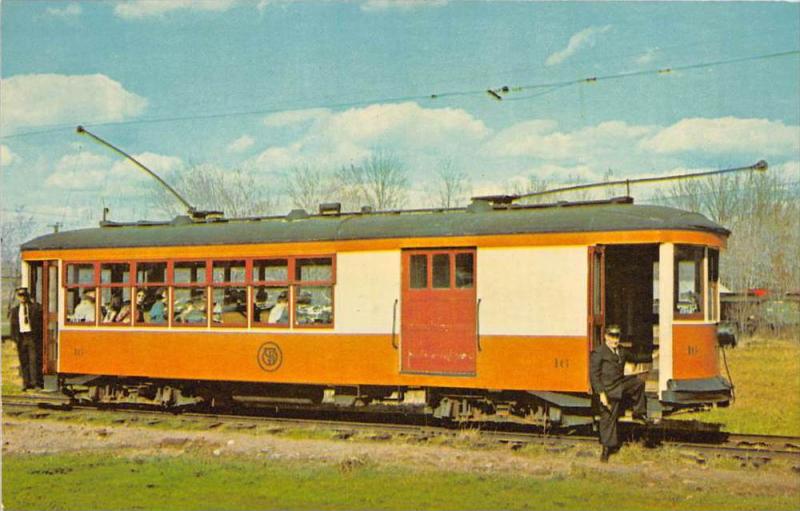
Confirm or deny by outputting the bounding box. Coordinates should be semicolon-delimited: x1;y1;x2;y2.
678;339;800;436
2;340;24;395
3;451;798;511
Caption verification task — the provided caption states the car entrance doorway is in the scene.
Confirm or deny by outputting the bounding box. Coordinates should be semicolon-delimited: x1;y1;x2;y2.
401;249;477;376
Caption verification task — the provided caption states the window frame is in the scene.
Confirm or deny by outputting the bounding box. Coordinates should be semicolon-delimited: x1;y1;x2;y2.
169;260;211;328
63;261;99;326
291;255;336;329
405;249;475;292
210;258;250;329
132;261;169;328
98;261;133;327
673;244;705;320
62;254;337;330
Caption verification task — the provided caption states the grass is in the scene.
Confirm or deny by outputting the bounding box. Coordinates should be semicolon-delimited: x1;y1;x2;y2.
3;452;798;511
2;340;24;395
677;338;800;436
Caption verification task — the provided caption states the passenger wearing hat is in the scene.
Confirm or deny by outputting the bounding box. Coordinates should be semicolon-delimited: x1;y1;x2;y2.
590;324;648;462
9;288;43;390
72;289;96;323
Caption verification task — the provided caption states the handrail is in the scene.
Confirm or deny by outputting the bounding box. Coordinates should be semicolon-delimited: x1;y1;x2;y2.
476;298;482;352
391;298;399;349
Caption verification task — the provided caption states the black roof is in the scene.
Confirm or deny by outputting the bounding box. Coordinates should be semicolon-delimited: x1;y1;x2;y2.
21;201;729;252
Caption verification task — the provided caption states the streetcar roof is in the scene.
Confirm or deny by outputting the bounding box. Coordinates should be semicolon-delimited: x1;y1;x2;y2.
21;200;729;251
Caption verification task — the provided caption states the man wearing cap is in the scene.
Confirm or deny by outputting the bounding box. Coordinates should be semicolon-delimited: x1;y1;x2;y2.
9;288;43;390
590;324;647;462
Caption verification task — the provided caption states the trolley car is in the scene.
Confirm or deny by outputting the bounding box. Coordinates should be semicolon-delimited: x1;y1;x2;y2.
19;196;732;426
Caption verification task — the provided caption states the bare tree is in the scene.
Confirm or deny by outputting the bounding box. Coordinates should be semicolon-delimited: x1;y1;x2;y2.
1;207;36;317
429;160;471;208
335;151;409;211
284;165;336;213
151;163;280;218
512;175;549;205
651;171;800;336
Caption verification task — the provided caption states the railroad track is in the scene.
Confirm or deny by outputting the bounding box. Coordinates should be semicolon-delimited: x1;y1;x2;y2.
4;393;800;465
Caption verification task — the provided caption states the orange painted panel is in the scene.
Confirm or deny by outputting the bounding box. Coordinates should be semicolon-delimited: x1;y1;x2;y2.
58;330;590;392
23;229;726;262
672;324;720;380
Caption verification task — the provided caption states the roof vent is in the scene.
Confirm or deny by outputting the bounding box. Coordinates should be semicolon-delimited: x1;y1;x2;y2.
466;199;493;214
319;202;342;215
287;208;309;221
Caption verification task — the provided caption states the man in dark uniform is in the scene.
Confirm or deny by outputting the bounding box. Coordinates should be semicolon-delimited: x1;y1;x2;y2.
590;324;647;462
9;287;43;390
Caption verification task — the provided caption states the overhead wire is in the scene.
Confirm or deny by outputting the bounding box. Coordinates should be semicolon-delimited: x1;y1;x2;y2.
1;48;797;141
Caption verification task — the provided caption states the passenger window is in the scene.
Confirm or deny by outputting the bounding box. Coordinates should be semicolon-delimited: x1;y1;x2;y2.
432;254;450;289
410;255;427;289
173;288;208;325
253;286;290;326
100;287;132;324
136;262;166;284
174;261;207;284
675;245;704;317
134;287;167;325
296;258;332;282
295;286;332;326
65;263;96;324
455;253;474;288
101;263;130;284
252;259;288;283
212;287;247;326
66;288;97;324
213;260;246;284
66;264;94;285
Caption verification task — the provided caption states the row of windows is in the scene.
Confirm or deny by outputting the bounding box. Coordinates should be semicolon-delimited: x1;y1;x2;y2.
64;257;334;328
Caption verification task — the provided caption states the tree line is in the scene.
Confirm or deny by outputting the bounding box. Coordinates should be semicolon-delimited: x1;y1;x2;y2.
3;155;797;339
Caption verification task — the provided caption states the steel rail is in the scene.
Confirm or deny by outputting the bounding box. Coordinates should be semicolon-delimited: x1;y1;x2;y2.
4;395;799;463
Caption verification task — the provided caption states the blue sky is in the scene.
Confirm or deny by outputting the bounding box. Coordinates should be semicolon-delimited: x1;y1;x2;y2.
1;1;799;231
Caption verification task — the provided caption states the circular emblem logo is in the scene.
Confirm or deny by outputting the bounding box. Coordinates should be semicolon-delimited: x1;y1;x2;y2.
257;342;283;372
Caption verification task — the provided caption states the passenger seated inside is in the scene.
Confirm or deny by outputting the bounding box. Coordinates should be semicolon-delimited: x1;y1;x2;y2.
102;292;131;323
147;290;166;323
72;290;96;322
268;291;289;325
175;291;207;324
253;289;269;322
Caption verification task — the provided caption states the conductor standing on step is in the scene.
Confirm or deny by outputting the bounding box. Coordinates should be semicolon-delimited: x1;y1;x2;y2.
590;324;647;462
9;288;43;390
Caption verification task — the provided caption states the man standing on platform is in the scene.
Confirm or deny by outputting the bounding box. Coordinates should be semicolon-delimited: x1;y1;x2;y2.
9;287;43;390
590;324;648;462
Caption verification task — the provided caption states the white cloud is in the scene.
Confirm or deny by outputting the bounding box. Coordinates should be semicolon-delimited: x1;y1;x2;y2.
45;152;112;190
361;0;448;12
46;3;82;17
488;119;654;162
0;74;147;130
1;144;21;166
545;25;612;66
114;0;236;19
641;117;800;156
252;102;489;172
110;152;184;180
226;135;255;153
263;108;331;128
45;151;183;193
635;48;658;66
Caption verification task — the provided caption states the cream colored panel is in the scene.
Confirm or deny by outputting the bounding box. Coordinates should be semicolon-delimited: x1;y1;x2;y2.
334;251;401;334
478;247;587;336
658;243;674;393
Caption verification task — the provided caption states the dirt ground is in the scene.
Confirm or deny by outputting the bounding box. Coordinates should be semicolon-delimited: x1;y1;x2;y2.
3;415;798;494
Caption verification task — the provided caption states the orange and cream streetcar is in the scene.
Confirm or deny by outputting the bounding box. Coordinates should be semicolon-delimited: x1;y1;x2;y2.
20;193;733;426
